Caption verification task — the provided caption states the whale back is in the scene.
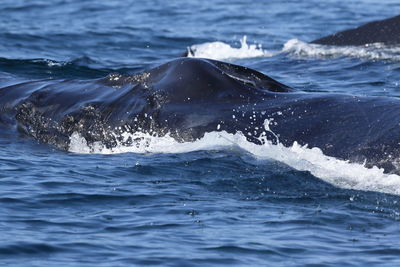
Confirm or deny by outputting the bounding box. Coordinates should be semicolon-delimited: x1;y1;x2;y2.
0;58;290;149
311;15;400;46
143;58;291;103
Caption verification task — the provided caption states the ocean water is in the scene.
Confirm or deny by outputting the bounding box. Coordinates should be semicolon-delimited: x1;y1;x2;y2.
1;0;400;266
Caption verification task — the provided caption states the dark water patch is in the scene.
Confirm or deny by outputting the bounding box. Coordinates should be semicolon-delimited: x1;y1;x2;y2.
0;57;133;79
35;192;169;207
203;244;283;255
1;3;49;12
0;197;30;204
0;242;64;255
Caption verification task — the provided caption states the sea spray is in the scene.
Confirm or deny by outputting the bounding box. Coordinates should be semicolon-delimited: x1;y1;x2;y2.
186;36;271;60
68;120;400;195
283;39;400;61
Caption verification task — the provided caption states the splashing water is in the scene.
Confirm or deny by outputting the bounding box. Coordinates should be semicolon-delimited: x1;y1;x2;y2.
186;36;271;60
68;119;400;196
187;37;400;62
283;39;400;61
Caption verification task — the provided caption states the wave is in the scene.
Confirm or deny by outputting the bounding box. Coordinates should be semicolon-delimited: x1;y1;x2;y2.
186;36;400;62
186;36;271;60
68;124;400;196
282;39;400;61
0;57;142;79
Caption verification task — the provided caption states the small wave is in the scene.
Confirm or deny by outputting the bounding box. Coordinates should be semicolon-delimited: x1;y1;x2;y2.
282;39;400;61
12;57;98;68
68;120;400;196
186;36;272;60
186;37;400;62
0;57;122;79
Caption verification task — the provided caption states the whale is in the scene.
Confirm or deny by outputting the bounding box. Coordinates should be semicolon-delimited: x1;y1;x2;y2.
311;14;400;46
181;15;400;59
1;58;400;172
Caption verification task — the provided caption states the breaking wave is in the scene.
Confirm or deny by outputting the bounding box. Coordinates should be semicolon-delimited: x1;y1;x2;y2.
186;36;272;60
282;39;400;61
186;36;400;62
69;120;400;196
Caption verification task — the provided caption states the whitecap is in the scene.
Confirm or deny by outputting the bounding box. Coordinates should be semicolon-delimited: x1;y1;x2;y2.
68;119;400;196
282;38;400;61
186;36;272;60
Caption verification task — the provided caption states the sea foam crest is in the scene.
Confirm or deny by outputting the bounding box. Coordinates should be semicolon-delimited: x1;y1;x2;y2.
186;36;271;60
68;119;400;196
187;37;400;61
283;39;400;61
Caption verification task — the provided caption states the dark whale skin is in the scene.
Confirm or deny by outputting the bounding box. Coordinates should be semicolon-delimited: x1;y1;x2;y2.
311;15;400;46
1;58;400;172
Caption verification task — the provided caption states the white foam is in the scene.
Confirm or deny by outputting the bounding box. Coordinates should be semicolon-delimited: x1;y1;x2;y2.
186;37;400;62
68;121;400;196
68;131;230;154
283;39;400;61
31;58;66;67
186;36;272;60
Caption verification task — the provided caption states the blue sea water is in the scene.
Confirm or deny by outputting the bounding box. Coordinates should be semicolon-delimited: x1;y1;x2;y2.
1;0;400;266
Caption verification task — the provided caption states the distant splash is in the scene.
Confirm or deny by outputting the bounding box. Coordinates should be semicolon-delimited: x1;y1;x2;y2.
283;39;400;61
68;120;400;196
186;36;400;62
186;36;272;60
